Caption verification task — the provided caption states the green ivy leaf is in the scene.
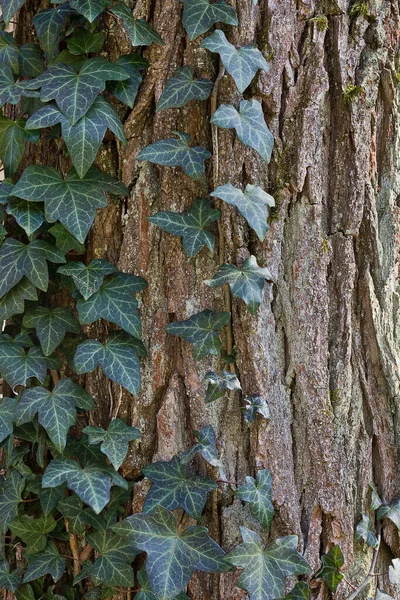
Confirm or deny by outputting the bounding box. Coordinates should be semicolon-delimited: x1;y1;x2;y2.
70;0;109;21
181;0;238;41
86;530;138;587
15;379;93;451
38;485;65;516
10;515;57;554
137;132;211;181
0;64;26;107
21;57;129;125
0;31;20;73
74;332;146;395
316;545;344;592
108;53;147;108
236;469;274;530
0;397;17;443
7;199;46;236
242;394;271;424
23;541;66;583
205;370;241;403
0;116;35;177
166;309;230;360
136;568;189;600
156;66;212;112
205;256;272;314
57;496;86;535
377;498;400;528
67;28;106;55
58;259;117;300
1;0;25;25
76;272;147;338
0;470;25;531
149;198;220;257
113;506;228;599
23;307;80;356
142;455;217;518
12;165;127;242
19;43;44;77
201;30;269;93
26;97;126;178
355;513;378;548
285;582;311;600
49;223;86;254
33;5;74;59
110;3;164;46
84;418;141;470
211;182;275;241
181;425;221;467
227;528;311;600
211;100;274;163
0;238;65;298
0;560;21;592
0;342;60;388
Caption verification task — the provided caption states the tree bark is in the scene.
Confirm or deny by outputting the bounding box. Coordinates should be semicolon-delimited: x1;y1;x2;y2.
12;0;400;598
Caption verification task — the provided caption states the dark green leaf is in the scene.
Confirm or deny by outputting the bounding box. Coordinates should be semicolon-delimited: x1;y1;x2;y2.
182;0;238;40
166;309;230;360
1;0;25;25
15;378;93;451
0;397;17;443
285;582;311;600
148;198;220;257
33;4;74;59
58;259;117;299
242;394;271;424
0;342;59;388
113;506;228;599
15;584;36;600
0;560;20;591
23;307;80;355
23;541;66;583
67;28;105;55
38;485;65;516
156;66;212;112
0;470;25;531
181;425;221;467
377;498;400;528
84;418;141;470
316;545;344;592
19;43;44;77
205;370;241;403
136;568;189;600
211;100;274;163
236;469;274;530
49;223;86;254
10;515;56;554
108;53;147;108
0;64;23;106
211;182;275;241
355;513;378;548
201;30;269;93
70;0;109;22
110;3;164;46
87;530;138;587
7;199;46;236
137;132;210;181
227;528;311;600
0;116;30;177
57;496;86;534
0;31;19;73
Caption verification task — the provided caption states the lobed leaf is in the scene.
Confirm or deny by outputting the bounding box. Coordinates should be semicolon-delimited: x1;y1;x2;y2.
205;370;241;403
182;0;238;40
156;66;212;112
242;394;271;424
0;470;25;531
70;0;110;22
84;418;141;470
180;425;222;467
0;397;17;443
108;53;147;108
23;541;65;583
23;307;80;356
316;545;344;592
86;530;138;587
236;469;274;530
166;309;230;360
0;342;60;388
10;515;57;554
110;3;164;46
0;560;20;592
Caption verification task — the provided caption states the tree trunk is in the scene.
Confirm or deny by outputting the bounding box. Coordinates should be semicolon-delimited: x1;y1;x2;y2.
13;0;400;598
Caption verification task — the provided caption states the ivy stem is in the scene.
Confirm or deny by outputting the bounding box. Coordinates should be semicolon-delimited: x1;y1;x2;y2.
216;478;239;485
342;576;357;591
345;521;382;600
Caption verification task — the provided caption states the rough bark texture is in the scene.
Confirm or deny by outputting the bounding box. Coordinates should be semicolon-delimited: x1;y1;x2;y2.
12;0;400;598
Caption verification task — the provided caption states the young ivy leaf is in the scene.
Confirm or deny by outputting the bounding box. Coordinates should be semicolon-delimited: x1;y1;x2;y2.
201;30;269;93
70;0;110;22
206;256;272;314
211;100;274;163
148;198;220;257
12;165;127;243
181;425;222;467
86;530;138;587
0;560;20;592
0;116;39;178
377;498;400;529
15;379;94;452
211;182;275;241
7;199;45;237
285;582;311;600
0;397;17;443
108;53;147;108
0;342;60;388
316;545;344;592
83;418;141;470
33;4;74;59
236;469;274;531
113;506;229;600
110;3;164;46
137;132;211;181
76;272;147;339
227;528;311;600
74;332;146;395
67;29;106;55
58;259;117;299
49;223;86;254
181;0;238;41
205;370;241;403
26;97;127;178
10;515;57;554
0;470;25;531
166;309;230;360
142;454;217;518
136;567;189;600
355;513;378;548
242;394;271;424
20;58;129;125
23;307;80;356
156;66;213;112
23;541;66;584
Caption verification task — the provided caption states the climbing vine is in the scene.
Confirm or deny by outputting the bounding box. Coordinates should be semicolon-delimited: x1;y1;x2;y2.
0;0;398;599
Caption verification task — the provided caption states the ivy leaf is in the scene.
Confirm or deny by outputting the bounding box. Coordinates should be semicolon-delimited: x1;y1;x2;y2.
67;29;106;55
389;558;400;585
205;370;241;403
137;132;211;181
23;307;80;356
0;397;17;443
148;198;220;257
142;455;217;518
15;379;94;452
355;513;378;548
19;43;44;77
7;199;46;236
0;560;20;592
57;495;86;535
0;31;19;73
137;568;189;600
0;342;59;388
181;0;238;41
1;0;25;25
21;58;129;125
110;3;164;46
236;469;273;530
0;238;65;298
166;309;230;360
58;259;117;300
70;0;109;22
86;530;138;587
242;394;271;424
113;506;228;600
10;515;57;554
33;4;74;59
201;30;269;93
84;418;141;470
211;100;274;163
74;332;146;395
0;116;34;177
26;97;126;178
377;498;400;528
181;425;221;467
227;528;311;600
0;470;25;531
12;165;127;242
108;53;147;108
369;483;382;510
0;278;37;321
49;223;86;254
0;64;24;107
38;485;65;516
76;272;147;338
285;582;311;600
156;66;212;112
23;541;66;583
206;256;272;314
211;182;275;241
316;545;344;592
